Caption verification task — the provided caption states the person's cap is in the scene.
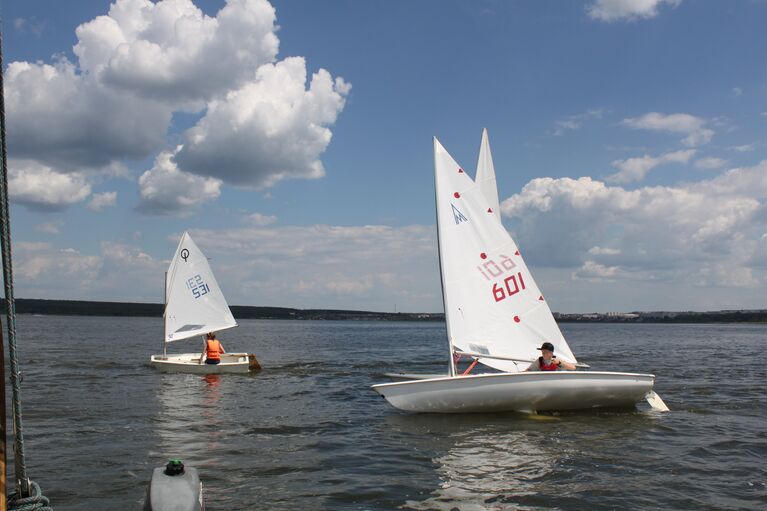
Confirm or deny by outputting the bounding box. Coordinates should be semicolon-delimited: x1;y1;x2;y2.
537;342;555;352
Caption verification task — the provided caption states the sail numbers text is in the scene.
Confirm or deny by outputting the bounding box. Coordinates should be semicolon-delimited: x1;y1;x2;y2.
476;254;527;302
187;274;211;299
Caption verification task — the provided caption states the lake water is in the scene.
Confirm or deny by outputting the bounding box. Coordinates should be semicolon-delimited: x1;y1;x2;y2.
5;315;766;510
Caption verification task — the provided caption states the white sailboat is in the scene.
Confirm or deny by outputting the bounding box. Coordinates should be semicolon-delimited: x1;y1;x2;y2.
372;137;668;413
383;129;503;382
150;232;260;374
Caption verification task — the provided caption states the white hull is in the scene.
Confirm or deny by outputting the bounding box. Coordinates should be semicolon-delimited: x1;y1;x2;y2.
372;371;655;413
384;372;449;381
150;352;260;374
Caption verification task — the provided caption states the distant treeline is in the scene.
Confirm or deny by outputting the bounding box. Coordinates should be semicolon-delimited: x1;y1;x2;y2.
3;298;444;321
3;299;766;323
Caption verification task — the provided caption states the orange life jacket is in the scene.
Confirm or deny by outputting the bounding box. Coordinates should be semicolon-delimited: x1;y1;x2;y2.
206;339;223;361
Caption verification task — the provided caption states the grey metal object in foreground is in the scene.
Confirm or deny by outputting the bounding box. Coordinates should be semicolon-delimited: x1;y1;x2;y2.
144;461;203;511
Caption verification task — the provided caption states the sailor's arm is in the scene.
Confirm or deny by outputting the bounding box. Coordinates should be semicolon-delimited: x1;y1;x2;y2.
558;359;576;371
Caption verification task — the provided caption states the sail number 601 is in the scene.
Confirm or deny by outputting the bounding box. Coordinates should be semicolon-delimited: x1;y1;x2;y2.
493;273;526;302
476;254;527;302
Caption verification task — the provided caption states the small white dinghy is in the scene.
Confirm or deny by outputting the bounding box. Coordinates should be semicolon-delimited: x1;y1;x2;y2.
372;134;667;414
150;232;260;374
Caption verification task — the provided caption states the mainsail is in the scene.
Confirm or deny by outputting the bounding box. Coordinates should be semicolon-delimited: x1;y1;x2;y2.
475;128;501;222
164;232;237;343
434;138;577;373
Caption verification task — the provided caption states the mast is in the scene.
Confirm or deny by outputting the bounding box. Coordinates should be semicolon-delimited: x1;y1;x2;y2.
433;138;456;377
163;271;167;356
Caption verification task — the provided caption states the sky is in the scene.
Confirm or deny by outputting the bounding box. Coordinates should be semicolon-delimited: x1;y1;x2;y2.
3;0;767;313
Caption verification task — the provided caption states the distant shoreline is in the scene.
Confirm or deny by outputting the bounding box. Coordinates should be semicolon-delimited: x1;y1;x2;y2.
5;298;443;321
4;298;767;323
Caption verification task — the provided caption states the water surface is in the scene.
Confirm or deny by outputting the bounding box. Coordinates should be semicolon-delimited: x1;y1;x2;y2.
7;316;766;510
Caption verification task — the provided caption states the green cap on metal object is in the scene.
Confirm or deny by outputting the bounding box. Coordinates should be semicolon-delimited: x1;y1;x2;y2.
165;459;185;476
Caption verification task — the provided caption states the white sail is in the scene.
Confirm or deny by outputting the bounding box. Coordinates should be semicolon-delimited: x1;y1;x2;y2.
164;232;237;343
434;138;576;373
475;128;500;222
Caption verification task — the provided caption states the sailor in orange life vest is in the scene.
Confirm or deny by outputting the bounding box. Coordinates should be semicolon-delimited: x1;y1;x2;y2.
199;332;225;365
525;342;576;371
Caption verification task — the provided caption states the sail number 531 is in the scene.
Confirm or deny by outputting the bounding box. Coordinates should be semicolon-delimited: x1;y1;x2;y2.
187;274;210;299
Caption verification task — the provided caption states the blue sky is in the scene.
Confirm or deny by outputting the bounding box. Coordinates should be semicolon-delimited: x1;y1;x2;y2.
4;0;767;312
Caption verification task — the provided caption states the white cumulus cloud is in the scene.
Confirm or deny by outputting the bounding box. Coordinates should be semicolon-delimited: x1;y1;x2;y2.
607;149;695;183
174;57;351;187
588;246;621;256
552;108;605;136
138;148;222;215
15;241;165;302
587;0;681;22
88;191;118;211
573;261;620;280
694;157;728;170
15;242;101;292
186;224;438;311
9;160;92;211
6;0;349;211
74;0;279;104
13;17;46;36
622;112;714;147
16;225;441;311
246;213;277;226
35;221;64;235
501;160;767;290
5;58;172;171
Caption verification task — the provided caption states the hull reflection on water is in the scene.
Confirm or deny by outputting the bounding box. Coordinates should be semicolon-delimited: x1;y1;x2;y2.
153;373;225;466
404;428;557;510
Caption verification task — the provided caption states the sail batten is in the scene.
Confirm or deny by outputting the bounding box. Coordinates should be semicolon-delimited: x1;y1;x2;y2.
434;137;576;373
163;232;237;343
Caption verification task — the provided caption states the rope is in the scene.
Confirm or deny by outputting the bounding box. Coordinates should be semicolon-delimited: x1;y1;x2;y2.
0;22;52;507
8;481;52;511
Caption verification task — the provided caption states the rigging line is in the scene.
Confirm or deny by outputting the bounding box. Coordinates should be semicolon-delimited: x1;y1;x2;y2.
0;20;29;496
0;22;52;508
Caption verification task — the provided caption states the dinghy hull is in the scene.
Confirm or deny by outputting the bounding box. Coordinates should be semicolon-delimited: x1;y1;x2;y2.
383;372;449;381
150;353;260;374
372;371;654;413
